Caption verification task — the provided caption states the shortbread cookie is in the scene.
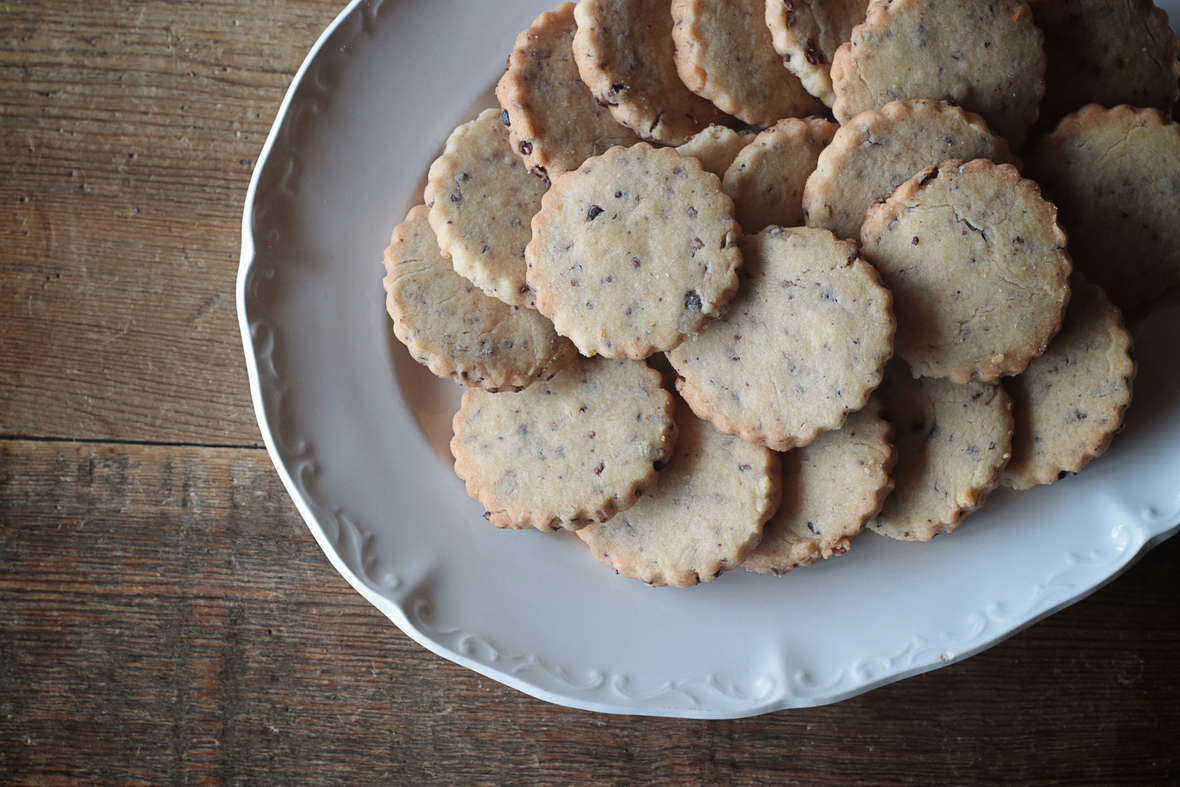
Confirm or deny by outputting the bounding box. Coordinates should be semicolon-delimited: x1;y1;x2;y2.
671;0;824;126
573;0;731;145
870;359;1013;541
1026;105;1180;310
496;3;640;186
383;206;578;391
765;0;873;107
451;356;676;531
744;396;895;575
578;398;779;587
668;226;894;450
527;143;742;359
425;109;547;308
675;124;755;178
803;99;1019;242
830;0;1046;148
1003;275;1136;490
722;117;838;233
860;159;1071;384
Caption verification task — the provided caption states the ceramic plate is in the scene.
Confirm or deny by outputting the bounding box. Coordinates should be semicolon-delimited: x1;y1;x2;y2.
237;0;1180;718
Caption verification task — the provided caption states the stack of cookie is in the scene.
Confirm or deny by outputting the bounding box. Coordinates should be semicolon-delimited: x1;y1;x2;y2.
382;0;1178;587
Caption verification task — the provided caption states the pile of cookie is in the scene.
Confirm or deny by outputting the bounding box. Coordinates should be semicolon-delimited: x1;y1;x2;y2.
382;0;1179;587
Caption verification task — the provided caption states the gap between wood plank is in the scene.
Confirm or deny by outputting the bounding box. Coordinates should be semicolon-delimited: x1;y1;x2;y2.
0;433;264;451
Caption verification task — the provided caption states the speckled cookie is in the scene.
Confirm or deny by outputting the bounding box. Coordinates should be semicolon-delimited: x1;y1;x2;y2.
802;99;1019;242
668;226;895;451
450;356;676;531
722;117;838;234
860;159;1071;384
1026;105;1180;311
383;206;578;391
496;3;640;186
744;396;895;575
425;109;548;308
830;0;1046;148
675;124;755;179
572;0;731;145
527;143;743;359
1003;275;1136;490
670;0;824;126
578;397;779;587
765;0;873;107
870;359;1013;541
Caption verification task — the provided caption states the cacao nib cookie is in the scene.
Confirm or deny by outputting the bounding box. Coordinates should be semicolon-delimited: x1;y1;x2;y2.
765;0;873;107
744;396;895;575
670;0;824;127
450;356;676;531
870;359;1013;541
572;0;731;145
578;397;779;587
667;226;895;451
802;99;1019;242
1003;275;1136;490
722;117;838;233
527;143;743;359
1025;105;1180;311
675;124;755;179
830;0;1046;148
496;3;640;186
383;206;578;392
425;109;547;308
860;159;1071;384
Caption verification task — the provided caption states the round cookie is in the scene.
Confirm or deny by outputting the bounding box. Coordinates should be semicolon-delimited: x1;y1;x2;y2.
722;117;838;234
667;226;895;451
744;396;895;575
830;0;1046;148
870;359;1014;541
1025;105;1180;311
860;159;1071;384
802;99;1019;243
578;397;780;587
527;143;743;359
675;124;755;179
450;356;676;531
670;0;824;127
425;109;547;308
382;206;578;392
1002;275;1136;490
765;0;873;107
495;3;640;186
572;0;731;145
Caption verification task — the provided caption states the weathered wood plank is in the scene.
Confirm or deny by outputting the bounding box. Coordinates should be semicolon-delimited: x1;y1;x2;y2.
1;440;1177;786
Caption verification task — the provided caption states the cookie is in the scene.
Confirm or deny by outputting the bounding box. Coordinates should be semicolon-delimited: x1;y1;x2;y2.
671;0;824;126
1025;105;1180;311
870;359;1013;541
572;0;731;145
765;0;873;107
450;356;676;531
721;117;837;234
860;159;1071;384
527;143;743;359
382;206;578;392
496;3;640;186
1002;275;1136;490
802;99;1019;242
830;0;1046;148
578;397;779;587
743;396;895;575
425;109;547;308
675;124;755;179
668;226;895;451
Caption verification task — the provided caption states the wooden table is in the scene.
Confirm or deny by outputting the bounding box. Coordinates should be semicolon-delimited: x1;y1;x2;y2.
2;2;1178;783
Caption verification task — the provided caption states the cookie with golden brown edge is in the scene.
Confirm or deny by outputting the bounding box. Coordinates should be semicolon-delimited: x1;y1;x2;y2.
765;0;873;107
675;124;755;179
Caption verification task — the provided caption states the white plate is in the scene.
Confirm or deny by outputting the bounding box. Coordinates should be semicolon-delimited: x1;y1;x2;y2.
237;0;1180;718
